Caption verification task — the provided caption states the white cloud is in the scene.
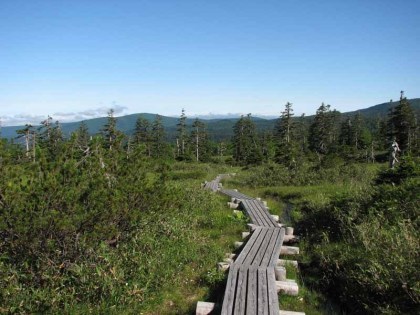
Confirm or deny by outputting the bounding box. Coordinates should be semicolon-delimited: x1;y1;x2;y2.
0;105;128;126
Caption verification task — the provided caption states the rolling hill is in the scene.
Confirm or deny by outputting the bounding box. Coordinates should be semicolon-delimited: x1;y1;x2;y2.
1;98;419;141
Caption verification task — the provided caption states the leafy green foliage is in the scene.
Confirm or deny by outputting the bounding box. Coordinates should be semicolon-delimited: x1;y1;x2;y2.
0;135;243;313
297;158;420;314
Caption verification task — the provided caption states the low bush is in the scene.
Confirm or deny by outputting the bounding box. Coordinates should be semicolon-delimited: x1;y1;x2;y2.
298;158;420;314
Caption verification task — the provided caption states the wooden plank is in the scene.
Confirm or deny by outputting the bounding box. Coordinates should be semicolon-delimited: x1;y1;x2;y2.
258;268;269;315
247;200;267;226
254;200;279;227
250;228;275;267
220;189;254;200
246;267;258;315
234;267;248;314
259;228;281;267
253;200;274;227
269;228;286;266
243;228;268;267
242;200;265;226
267;267;280;315
221;264;239;315
241;200;260;225
235;228;263;266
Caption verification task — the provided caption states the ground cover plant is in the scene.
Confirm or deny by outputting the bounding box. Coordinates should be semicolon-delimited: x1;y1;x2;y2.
0;137;244;314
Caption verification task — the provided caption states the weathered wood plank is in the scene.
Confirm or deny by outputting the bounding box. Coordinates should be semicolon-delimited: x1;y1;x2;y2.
221;264;239;315
257;200;278;227
220;189;254;200
246;267;258;315
269;228;286;266
258;268;269;315
234;267;248;314
252;199;278;227
234;228;263;266
250;228;275;267
241;201;261;225
241;228;269;266
241;200;264;226
267;267;280;315
261;228;283;267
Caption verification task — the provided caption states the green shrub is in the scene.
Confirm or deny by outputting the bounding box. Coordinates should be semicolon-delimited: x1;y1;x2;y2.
298;158;419;314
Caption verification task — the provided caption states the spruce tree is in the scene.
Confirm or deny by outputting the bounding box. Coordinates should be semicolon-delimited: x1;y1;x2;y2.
134;116;152;156
232;114;262;165
101;109;118;151
274;102;297;166
151;115;165;158
387;91;416;152
308;103;339;156
76;121;90;151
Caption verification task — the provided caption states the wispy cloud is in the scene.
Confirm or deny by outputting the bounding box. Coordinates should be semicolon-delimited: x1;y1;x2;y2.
0;105;128;127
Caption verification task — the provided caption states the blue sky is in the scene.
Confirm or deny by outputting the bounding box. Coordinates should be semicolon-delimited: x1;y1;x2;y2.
1;0;419;126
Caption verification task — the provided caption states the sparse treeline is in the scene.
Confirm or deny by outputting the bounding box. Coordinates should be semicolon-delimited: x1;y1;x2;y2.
2;92;417;167
232;91;418;166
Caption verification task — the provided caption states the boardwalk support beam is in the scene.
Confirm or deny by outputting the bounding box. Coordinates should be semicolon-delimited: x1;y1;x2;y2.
276;280;299;296
281;246;300;255
196;301;216;315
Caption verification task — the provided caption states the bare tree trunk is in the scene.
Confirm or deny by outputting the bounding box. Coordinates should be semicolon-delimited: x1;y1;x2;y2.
32;132;36;162
25;131;30;157
196;127;199;162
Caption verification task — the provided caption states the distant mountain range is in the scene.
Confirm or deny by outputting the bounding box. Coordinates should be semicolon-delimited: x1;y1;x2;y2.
1;98;419;141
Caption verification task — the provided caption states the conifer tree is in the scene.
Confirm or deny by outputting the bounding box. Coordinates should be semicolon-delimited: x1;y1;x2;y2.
76;121;90;151
260;131;274;161
274;102;297;166
296;113;309;154
233;114;262;165
308;103;339;156
101;109;118;151
134;116;152;156
387;91;417;153
151;114;165;158
37;116;64;160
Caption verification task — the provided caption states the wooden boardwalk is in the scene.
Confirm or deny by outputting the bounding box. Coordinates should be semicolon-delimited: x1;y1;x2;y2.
240;199;279;228
198;175;303;315
221;265;279;315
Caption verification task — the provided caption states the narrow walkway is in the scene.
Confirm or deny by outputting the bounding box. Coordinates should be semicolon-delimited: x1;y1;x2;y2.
197;175;304;315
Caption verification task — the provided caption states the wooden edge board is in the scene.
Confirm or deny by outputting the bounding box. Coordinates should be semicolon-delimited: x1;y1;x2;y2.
235;228;264;265
267;267;280;315
269;228;286;266
221;264;239;315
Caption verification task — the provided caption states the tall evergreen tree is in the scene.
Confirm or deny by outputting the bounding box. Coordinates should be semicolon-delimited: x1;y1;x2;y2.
134;116;152;156
232;114;262;165
101;109;118;151
151;115;165;158
296;113;309;154
387;91;417;153
274;102;297;166
308;103;339;156
75;121;90;151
